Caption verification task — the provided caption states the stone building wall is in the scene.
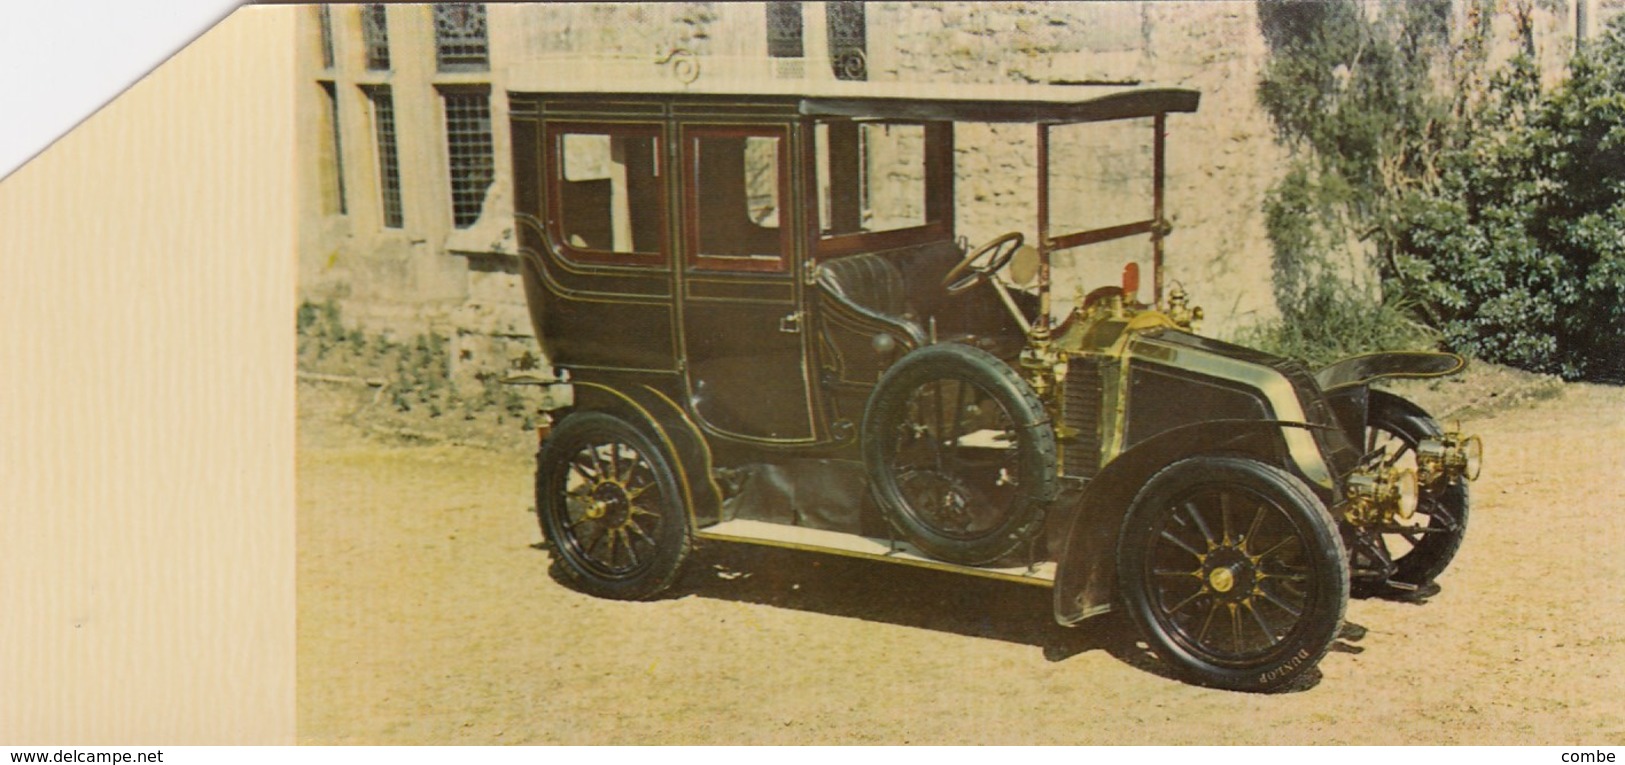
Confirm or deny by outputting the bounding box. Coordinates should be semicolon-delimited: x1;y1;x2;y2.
498;1;1292;333
298;1;1616;390
861;2;1286;328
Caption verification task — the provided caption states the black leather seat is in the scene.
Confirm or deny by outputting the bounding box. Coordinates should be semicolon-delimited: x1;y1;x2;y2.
814;254;927;347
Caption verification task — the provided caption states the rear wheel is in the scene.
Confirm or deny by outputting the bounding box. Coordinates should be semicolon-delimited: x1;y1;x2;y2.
862;343;1057;565
1118;456;1349;692
536;411;691;600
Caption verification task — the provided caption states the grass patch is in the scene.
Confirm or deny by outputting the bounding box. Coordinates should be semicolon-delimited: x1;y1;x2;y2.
1234;283;1440;368
297;299;540;448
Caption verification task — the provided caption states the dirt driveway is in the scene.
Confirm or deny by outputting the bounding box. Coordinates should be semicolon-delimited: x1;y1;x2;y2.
296;382;1625;744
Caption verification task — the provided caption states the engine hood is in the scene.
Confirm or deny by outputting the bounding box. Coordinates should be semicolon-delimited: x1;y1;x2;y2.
1118;329;1363;490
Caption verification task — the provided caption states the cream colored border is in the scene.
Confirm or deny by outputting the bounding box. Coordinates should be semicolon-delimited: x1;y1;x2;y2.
0;8;296;744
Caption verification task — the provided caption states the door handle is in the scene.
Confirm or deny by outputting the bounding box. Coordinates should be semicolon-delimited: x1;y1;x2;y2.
779;311;804;334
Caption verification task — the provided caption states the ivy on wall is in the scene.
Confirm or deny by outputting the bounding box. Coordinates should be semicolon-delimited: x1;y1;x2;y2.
1251;0;1624;380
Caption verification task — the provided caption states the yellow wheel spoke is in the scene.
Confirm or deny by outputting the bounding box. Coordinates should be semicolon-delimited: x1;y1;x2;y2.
603;527;619;562
1197;601;1222;644
621;529;640;567
1244;600;1278;647
1160;530;1206;560
1252;535;1296;563
1153;568;1203;579
1243;505;1266;555
626;521;657;548
1166;588;1207;616
1184;501;1216;548
585;445;607;479
1257;569;1308;582
585;525;610;556
566;483;594;498
618;449;640;486
1228;603;1242;651
1257;583;1303;618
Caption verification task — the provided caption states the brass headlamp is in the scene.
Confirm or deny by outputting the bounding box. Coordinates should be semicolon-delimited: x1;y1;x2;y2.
1344;465;1419;526
1417;429;1483;487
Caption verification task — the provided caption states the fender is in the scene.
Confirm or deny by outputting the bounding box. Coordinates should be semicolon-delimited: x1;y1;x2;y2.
1051;419;1326;626
570;381;725;528
1314;350;1465;392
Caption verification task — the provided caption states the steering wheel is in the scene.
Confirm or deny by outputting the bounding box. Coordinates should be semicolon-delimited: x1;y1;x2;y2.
942;232;1024;296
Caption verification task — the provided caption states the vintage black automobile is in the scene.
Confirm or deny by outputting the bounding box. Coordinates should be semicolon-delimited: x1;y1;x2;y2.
506;78;1483;692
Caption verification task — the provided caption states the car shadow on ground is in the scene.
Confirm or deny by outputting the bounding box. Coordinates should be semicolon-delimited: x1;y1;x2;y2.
658;540;1188;683
539;538;1336;692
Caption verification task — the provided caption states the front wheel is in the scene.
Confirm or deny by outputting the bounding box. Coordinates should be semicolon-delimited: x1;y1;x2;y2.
1118;457;1349;692
536;411;691;600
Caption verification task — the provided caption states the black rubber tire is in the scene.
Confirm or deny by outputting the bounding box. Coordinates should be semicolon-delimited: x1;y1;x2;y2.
862;342;1058;566
1118;456;1349;692
1365;390;1470;587
536;411;691;600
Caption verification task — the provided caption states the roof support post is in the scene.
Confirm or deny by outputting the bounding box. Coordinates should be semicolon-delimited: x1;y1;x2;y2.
1152;112;1166;306
1035;122;1052;339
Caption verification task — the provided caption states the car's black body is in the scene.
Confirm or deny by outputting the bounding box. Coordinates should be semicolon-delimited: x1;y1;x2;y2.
509;80;1481;691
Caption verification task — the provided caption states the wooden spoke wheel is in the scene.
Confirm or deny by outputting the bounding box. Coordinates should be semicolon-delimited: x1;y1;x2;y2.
536;412;691;600
1118;456;1349;692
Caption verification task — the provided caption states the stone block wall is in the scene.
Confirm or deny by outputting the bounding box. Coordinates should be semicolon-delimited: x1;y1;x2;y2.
300;1;1613;389
868;2;1285;332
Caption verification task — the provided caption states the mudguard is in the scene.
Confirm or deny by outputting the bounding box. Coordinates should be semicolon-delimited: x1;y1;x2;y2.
570;381;725;528
1314;351;1465;392
1052;419;1325;626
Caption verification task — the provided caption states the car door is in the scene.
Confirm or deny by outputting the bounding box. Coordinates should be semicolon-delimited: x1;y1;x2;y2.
676;123;818;443
530;120;676;373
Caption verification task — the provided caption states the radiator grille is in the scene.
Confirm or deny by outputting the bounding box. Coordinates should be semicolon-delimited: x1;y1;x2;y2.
1061;357;1106;478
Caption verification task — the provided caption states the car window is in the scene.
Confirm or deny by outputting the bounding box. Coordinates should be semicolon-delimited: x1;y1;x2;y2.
686;128;790;272
549;125;663;261
816;121;927;237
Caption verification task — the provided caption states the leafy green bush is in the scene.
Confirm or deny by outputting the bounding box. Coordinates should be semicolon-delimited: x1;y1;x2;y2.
1252;2;1623;380
1393;20;1625;380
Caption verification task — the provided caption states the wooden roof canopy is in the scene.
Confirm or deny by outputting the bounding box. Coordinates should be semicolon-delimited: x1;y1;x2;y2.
505;75;1202;124
798;88;1200;124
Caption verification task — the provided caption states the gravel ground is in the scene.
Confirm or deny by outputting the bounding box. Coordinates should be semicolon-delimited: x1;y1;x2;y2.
296;378;1625;744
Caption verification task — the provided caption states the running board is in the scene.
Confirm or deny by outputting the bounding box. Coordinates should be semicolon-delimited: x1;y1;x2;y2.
695;519;1057;587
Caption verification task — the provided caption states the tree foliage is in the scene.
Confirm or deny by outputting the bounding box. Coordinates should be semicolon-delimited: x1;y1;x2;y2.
1253;1;1625;381
1248;0;1451;364
1394;18;1625;380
